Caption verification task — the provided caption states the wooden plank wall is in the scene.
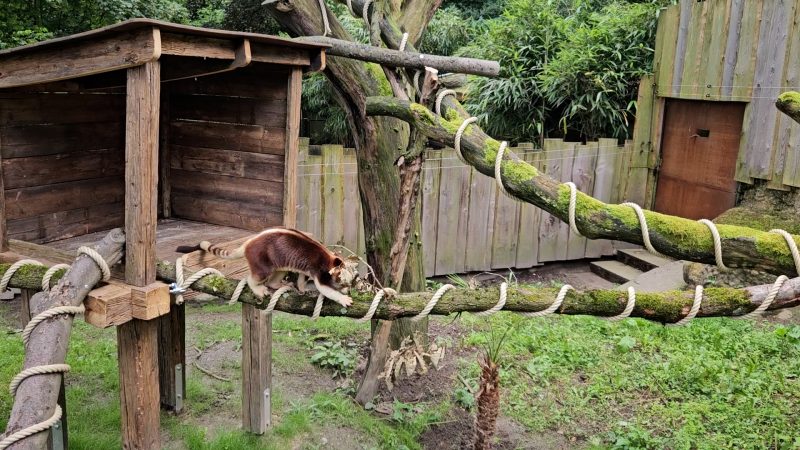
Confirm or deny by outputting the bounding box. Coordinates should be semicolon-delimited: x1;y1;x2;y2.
0;91;126;243
296;139;637;277
641;0;800;190
167;66;289;231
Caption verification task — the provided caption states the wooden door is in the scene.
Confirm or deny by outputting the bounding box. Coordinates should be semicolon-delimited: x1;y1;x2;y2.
653;99;745;220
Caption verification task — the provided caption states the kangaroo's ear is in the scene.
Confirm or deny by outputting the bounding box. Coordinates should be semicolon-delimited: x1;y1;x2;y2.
333;257;344;267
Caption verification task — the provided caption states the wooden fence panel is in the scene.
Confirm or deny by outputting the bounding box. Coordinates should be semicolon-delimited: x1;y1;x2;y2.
464;152;497;272
421;149;442;276
514;145;540;269
434;149;471;275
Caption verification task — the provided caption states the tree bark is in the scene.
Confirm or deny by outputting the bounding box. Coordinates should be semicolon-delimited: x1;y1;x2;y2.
777;92;800;125
151;261;800;324
365;96;800;277
2;228;126;449
294;36;500;76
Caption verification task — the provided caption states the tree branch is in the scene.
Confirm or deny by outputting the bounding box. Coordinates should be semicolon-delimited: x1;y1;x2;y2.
365;96;800;277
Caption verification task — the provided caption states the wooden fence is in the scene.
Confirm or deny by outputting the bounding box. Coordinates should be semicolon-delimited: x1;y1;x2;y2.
295;138;637;277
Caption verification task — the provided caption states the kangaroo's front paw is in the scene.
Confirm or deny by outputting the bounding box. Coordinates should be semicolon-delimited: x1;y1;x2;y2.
251;284;268;298
338;296;353;307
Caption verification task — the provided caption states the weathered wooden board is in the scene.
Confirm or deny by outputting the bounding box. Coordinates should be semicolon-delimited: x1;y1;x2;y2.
170;94;286;126
654;6;679;96
585;141;614;258
421;149;441;276
537;139;566;263
731;0;762;100
169;120;285;154
514;145;539;269
322;144;345;247
170;146;284;183
0;121;124;158
490;173;520;270
669;1;693;97
7;203;124;243
5;177;124;219
284;67;302;228
165;66;289;98
171;195;281;231
566;143;597;259
625;77;654;206
434;148;471;275
342;147;361;253
721;0;746;98
464;152;497;272
3;148;124;189
780;3;800;188
0;93;125;126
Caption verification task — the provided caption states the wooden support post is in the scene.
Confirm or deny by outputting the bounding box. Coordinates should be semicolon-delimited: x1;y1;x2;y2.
159;88;172;218
18;289;32;329
283;67;302;228
120;60;161;449
117;319;160;450
241;304;272;434
158;299;185;412
0;130;6;252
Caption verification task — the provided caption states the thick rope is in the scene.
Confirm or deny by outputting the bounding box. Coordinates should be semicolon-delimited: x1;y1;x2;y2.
316;0;331;36
0;405;63;450
312;294;325;320
9;365;70;397
698;219;729;270
412;284;454;322
494;141;513;198
362;0;372;25
22;305;85;346
356;287;398;323
770;229;800;275
77;246;110;281
0;260;44;294
454;117;478;164
398;32;409;52
172;255;225;305
473;282;507;317
523;284;573;317
266;285;293;313
412;71;421;93
740;275;788;320
621;202;664;257
565;182;580;235
670;285;705;326
346;0;358;16
228;279;248;306
41;264;70;292
435;89;457;117
606;287;637;321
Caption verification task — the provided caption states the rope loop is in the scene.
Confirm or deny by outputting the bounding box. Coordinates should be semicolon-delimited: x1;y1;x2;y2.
412;284;454;322
524;284;573;318
606;287;637;321
698;219;729;271
357;287;397;323
494;141;513;198
398;32;409;52
316;0;331;36
454;117;478;164
22;305;85;346
346;0;358;16
565;182;580;235
473;282;507;317
10;364;70;397
769;229;800;275
670;285;704;326
621;203;664;257
740;275;788;319
362;0;372;25
77;246;111;281
42;264;70;292
435;89;457;117
0;405;63;450
0;260;44;294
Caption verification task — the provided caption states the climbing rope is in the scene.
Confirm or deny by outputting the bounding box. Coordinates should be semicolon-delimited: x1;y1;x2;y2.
316;0;332;36
346;0;358;17
362;0;372;25
473;282;507;316
435;89;457;117
524;284;573;318
671;285;705;326
171;255;225;305
356;287;398;323
620;202;665;257
1;246;111;450
607;287;637;322
565;182;580;235
770;229;800;275
0;260;44;294
740;275;789;320
398;32;409;52
454;117;478;165
698;219;729;271
494;141;513;198
412;283;454;322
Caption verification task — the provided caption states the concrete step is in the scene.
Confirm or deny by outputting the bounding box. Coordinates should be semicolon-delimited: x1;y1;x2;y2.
618;260;687;293
616;248;674;272
589;260;644;284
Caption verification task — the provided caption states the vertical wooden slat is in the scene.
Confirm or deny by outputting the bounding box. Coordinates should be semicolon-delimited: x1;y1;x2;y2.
295;139;309;232
159;88;171;218
585;141;614;258
655;6;680;96
566;143;597;259
434;148;469;275
125;61;159;286
490;158;521;269
117;319;160;450
770;0;800;189
537;139;562;263
671;0;694;97
241;305;271;434
740;0;793;183
322;145;345;246
645;99;666;208
780;4;800;187
0;124;7;251
731;0;762;101
680;1;710;99
514;146;540;269
18;289;32;329
284;68;302;228
721;0;746;98
305;148;323;239
421;149;441;276
342;147;360;252
464;154;496;272
625;76;655;206
702;0;731;99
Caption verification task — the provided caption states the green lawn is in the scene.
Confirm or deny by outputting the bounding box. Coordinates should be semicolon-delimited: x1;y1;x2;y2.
2;288;800;449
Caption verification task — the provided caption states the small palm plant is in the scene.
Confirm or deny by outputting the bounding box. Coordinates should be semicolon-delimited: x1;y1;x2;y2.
473;326;512;450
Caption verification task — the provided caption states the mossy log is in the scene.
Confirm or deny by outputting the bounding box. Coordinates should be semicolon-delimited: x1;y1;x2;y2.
152;262;800;324
365;96;800;277
777;92;800;125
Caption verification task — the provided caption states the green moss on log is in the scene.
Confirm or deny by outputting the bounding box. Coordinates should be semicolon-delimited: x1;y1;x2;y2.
777;91;800;125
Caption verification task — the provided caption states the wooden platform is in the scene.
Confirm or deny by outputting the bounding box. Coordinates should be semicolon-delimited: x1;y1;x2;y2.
4;218;254;280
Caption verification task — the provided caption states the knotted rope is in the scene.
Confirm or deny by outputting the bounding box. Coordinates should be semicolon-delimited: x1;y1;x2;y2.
171;255;225;305
454;117;478;165
1;247;110;450
435;89;457;117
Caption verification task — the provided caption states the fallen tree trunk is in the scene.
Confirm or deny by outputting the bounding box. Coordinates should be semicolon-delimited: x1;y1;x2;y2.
294;36;500;77
2;228;126;450
151;261;800;324
365;96;800;277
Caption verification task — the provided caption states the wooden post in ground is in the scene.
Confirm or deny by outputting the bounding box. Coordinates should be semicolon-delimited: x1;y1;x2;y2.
118;59;161;450
18;289;32;329
158;299;185;412
241;305;272;433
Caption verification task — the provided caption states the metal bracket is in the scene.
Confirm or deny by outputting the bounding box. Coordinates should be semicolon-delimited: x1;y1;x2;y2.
175;364;184;412
263;388;271;428
50;419;64;450
168;283;186;295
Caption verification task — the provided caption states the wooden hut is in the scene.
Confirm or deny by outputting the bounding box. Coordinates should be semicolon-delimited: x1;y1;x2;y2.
627;0;800;219
0;19;326;448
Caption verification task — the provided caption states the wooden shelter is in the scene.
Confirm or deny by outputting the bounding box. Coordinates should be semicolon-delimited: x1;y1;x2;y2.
627;0;800;219
0;19;326;448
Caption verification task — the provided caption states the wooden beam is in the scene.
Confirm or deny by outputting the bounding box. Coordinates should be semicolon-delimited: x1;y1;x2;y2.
0;130;6;252
8;240;75;265
125;61;160;286
84;284;132;328
293;36;500;77
250;42;313;67
159;89;172;218
283;67;302;228
161;39;252;83
130;282;170;320
117;319;160;450
18;289;31;329
242;304;272;433
0;27;161;89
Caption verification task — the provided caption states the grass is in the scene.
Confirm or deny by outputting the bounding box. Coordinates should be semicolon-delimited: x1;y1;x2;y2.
2;285;800;449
